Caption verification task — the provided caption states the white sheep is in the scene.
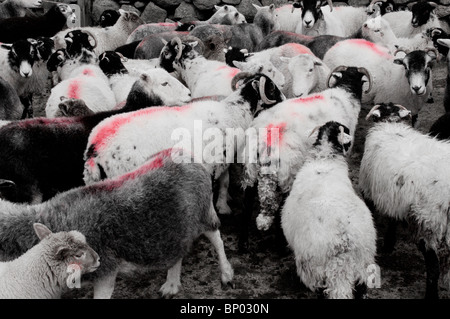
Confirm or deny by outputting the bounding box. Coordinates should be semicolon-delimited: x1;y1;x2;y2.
241;66;370;236
282;121;377;299
0;223;100;299
53;9;144;56
232;59;285;93
273;4;303;33
359;102;450;299
323;39;437;126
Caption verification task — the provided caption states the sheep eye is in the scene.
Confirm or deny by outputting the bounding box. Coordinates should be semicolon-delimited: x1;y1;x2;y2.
161;82;169;86
309;68;313;72
74;251;85;259
374;29;380;33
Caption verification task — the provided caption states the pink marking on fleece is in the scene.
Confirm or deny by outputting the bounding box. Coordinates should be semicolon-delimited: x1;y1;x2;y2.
68;79;81;99
215;65;240;78
90;105;190;153
17;116;79;128
82;68;95;76
266;122;287;147
282;43;313;55
292;94;325;104
342;39;392;59
92;148;174;192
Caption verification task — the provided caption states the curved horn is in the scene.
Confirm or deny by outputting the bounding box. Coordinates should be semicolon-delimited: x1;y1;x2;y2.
308;125;322;139
327;0;333;12
115;51;128;62
365;104;382;120
0;179;15;188
81;29;97;49
393;46;410;57
425;46;439;61
259;76;277;105
393;104;410;112
357;67;372;94
231;71;253;91
171;37;183;61
326;65;348;88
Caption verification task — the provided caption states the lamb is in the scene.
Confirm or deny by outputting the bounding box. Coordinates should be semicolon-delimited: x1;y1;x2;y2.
281;121;377;299
359;102;450;299
382;2;441;39
53;9;144;56
0;69;191;204
240;66;370;249
0;3;76;43
0;0;42;19
0;150;234;299
159;37;241;98
82;72;285;217
323;39;438;126
0;223;100;299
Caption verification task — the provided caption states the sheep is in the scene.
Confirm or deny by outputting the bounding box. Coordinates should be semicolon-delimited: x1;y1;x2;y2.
323;39;438;126
99;9;120;28
0;75;24;120
382;2;441;39
0;37;55;118
82;72;285;217
45;63;117;118
0;150;234;299
125;22;184;45
281;121;377;299
159;37;241;98
362;15;434;54
0;223;100;299
359;102;450;299
232;59;285;93
53;9;144;56
240;66;370;249
366;0;397;16
0;3;76;43
436;38;450;112
98;51;191;106
0;68;191;204
273;4;303;32
0;0;43;19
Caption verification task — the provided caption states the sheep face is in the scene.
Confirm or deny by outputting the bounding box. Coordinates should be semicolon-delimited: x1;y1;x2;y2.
35;37;55;62
394;50;436;96
57;96;93;117
64;30;96;57
233;60;285;90
365;102;412;124
138;69;192;106
362;15;386;43
411;2;437;28
99;9;120;28
159;38;198;73
327;66;371;101
117;10;144;34
367;0;395;16
311;121;352;156
1;39;37;78
294;0;332;30
33;223;100;275
98;51;127;77
281;54;323;97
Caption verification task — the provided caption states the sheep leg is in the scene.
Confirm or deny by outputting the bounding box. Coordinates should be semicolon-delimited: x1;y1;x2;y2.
19;94;33;119
353;282;368;299
417;239;440;299
238;184;257;253
215;169;232;215
204;230;234;288
93;269;119;299
159;259;182;299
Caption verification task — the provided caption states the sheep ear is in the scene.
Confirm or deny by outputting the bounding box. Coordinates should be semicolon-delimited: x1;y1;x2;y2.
33;223;53;241
437;38;450;49
252;4;262;10
140;73;150;82
60;95;67;101
161;38;168;46
1;43;12;50
393;58;405;66
232;60;244;69
371;109;381;118
314;59;323;66
189;41;198;48
279;56;291;63
269;4;275;12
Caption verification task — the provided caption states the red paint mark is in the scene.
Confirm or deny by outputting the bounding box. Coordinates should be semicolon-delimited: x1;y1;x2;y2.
215;65;240;78
92;148;174;192
342;39;392;59
113;100;127;110
292;94;324;104
82;68;94;76
157;22;177;27
266;122;287;146
282;43;313;55
89;105;190;154
17;116;79;128
68;79;81;99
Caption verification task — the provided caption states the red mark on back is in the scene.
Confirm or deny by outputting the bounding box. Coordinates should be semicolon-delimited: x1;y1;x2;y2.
266;122;287;146
292;94;324;104
17;116;79;128
343;39;392;59
68;79;81;99
215;65;240;79
282;43;313;55
82;68;95;76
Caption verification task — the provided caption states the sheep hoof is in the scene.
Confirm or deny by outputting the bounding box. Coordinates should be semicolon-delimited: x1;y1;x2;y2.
256;214;274;231
221;280;235;290
158;282;181;299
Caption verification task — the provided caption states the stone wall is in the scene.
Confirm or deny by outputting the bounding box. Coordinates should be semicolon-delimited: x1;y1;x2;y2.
91;0;450;26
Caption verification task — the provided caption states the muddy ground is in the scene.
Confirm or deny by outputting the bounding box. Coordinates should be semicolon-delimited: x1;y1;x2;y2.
30;58;450;301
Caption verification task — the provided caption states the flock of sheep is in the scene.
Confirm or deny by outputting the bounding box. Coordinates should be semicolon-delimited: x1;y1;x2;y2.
0;0;450;300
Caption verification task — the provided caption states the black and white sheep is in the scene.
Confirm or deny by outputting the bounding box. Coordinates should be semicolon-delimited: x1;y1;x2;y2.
0;3;76;43
0;150;234;299
98;9;120;28
0;223;100;299
359;102;450;299
0;69;191;204
282;121;377;299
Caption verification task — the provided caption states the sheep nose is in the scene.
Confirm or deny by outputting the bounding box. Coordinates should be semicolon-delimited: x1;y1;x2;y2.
363;23;367;28
305;20;312;26
412;85;422;93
